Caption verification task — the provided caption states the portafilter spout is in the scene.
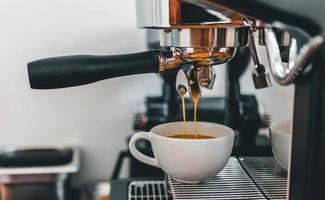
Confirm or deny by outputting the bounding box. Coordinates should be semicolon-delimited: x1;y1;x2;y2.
176;69;189;96
175;66;203;102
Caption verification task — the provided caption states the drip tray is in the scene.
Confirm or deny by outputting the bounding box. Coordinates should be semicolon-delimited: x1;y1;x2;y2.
169;157;264;199
128;157;288;200
128;181;172;200
239;157;288;199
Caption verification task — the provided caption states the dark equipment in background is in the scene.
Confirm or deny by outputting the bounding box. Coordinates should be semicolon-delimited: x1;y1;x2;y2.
0;147;79;200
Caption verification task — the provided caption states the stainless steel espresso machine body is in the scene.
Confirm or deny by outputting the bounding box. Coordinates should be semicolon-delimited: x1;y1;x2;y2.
27;0;325;199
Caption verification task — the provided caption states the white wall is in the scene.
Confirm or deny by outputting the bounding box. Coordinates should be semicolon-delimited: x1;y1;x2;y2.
0;0;294;186
0;0;163;186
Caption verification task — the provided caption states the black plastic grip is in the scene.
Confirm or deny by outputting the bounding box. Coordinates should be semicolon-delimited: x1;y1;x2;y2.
28;50;160;89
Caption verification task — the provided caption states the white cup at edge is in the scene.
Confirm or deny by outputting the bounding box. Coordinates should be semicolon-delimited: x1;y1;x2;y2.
270;120;292;170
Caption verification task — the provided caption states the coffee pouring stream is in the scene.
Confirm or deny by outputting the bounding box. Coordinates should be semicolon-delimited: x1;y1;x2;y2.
176;67;202;135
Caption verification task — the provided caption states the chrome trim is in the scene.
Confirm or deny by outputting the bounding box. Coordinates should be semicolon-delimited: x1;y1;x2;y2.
157;46;236;70
259;27;291;47
175;47;237;65
265;29;324;85
136;0;248;28
157;49;181;72
176;69;189;95
249;31;262;65
160;27;249;48
196;65;215;89
186;67;201;101
136;0;170;28
249;30;272;88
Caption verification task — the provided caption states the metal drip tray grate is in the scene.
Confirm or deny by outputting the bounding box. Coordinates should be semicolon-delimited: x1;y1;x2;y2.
128;180;172;200
239;157;288;200
128;157;288;200
168;157;265;199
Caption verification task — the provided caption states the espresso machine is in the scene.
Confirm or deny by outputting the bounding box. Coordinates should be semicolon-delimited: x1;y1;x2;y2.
27;0;325;199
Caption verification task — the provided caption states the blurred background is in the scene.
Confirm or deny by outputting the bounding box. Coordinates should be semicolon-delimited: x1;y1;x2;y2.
0;0;294;186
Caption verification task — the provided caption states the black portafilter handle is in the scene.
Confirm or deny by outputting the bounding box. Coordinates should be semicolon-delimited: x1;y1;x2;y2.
28;50;160;89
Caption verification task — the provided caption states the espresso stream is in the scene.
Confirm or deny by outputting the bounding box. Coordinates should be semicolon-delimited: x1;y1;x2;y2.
175;87;213;139
179;89;188;134
191;86;200;135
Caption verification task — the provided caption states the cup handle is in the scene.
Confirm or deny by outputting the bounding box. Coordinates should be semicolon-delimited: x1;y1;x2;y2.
129;132;160;168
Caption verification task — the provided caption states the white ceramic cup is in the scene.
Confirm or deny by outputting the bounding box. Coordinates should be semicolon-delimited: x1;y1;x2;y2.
270;121;292;170
129;121;234;183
